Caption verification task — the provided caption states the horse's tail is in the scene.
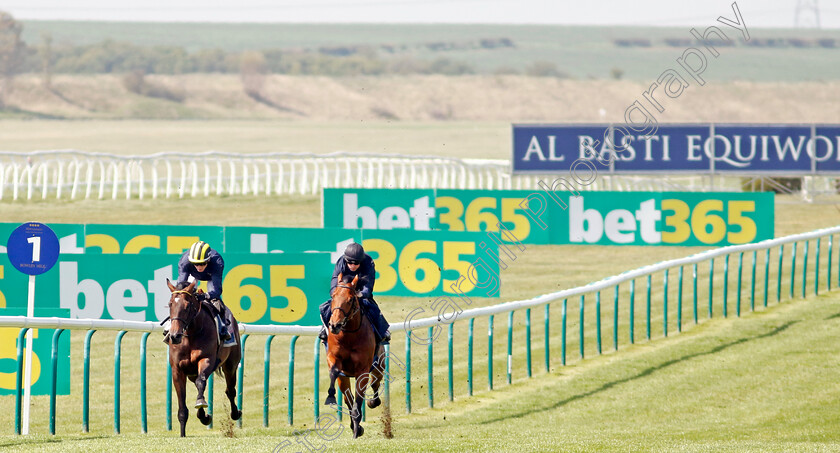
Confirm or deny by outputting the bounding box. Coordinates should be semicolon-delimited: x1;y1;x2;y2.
212;358;223;377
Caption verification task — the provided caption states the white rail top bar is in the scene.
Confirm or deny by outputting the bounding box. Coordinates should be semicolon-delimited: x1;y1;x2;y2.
398;224;840;330
1;225;837;336
0;316;319;336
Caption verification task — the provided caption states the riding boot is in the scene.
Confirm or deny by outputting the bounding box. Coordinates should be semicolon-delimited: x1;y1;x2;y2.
217;314;236;347
378;313;391;345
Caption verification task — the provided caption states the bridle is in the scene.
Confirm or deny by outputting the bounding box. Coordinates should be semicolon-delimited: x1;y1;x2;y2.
330;283;362;333
168;290;201;337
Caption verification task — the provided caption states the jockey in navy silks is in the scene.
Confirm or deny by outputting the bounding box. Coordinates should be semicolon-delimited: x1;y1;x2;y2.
319;243;391;348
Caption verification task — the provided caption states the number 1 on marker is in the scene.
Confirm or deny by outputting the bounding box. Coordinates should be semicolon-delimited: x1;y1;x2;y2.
27;236;41;262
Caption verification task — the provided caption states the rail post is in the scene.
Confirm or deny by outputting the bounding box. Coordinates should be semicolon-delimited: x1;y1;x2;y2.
663;270;669;337
816;238;821;295
526;308;532;377
314;337;321;422
678;267;683;332
264;335;275;427
596;292;602;354
709;258;715;318
405;331;412;413
692;263;698;324
428;327;434;408
778;244;784;302
750;251;757;312
114;330;127;434
288;335;298;426
803;240;809;298
764;248;770;308
448;323;454;401
49;329;65;435
737;252;743;317
14;327;30;435
646;275;651;340
82;330;95;433
507;312;514;384
237;334;249;428
723;255;729;317
613;285;619;350
140;332;150;433
579;295;585;358
467;320;474;396
561;299;567;366
629;281;635;344
488;315;494;390
544;304;550;371
791;242;797;299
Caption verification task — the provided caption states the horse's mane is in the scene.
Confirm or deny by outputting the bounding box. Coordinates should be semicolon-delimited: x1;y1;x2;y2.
340;274;355;284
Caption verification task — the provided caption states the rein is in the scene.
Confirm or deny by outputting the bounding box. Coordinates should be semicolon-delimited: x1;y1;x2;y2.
330;283;363;333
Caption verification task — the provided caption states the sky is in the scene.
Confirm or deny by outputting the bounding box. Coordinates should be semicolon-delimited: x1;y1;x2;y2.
2;0;838;28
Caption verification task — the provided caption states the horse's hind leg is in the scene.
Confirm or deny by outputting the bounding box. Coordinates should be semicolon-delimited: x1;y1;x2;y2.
194;357;213;426
223;359;241;420
367;345;385;409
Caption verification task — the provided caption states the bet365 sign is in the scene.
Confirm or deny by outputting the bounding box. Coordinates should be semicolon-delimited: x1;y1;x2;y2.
322;189;774;246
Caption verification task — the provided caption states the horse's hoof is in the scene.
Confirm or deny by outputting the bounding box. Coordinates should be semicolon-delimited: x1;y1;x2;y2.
367;397;381;409
195;398;208;409
324;395;336;406
199;414;212;426
353;425;364;438
231;409;242;421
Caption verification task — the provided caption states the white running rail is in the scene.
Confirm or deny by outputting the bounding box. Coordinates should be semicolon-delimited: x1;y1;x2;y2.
0;150;693;201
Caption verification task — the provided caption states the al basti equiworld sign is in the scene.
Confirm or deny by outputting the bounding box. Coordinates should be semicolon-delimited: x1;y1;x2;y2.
513;124;840;173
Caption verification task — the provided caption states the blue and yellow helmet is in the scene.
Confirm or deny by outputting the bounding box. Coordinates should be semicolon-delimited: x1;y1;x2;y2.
188;241;211;264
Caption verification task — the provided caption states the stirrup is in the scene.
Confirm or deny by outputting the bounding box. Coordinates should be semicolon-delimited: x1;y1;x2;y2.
379;331;391;345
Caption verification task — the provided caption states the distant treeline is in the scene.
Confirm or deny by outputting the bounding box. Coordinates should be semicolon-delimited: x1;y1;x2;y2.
20;37;517;76
614;37;838;48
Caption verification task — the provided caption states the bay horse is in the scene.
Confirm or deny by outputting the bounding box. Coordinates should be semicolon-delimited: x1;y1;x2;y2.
166;279;242;437
324;274;385;438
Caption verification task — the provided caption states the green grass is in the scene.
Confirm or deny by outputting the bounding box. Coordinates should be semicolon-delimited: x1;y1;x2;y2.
20;22;840;81
0;194;839;450
3;256;840;451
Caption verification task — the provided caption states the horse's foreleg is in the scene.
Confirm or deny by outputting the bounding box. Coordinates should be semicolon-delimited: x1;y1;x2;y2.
337;376;355;432
172;367;189;437
352;379;366;438
194;357;213;426
325;366;340;406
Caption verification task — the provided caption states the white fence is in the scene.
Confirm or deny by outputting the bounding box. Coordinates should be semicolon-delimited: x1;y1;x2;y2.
0;150;702;201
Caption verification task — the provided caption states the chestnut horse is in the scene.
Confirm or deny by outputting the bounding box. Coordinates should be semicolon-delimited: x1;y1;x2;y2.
166;279;242;437
324;274;385;438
